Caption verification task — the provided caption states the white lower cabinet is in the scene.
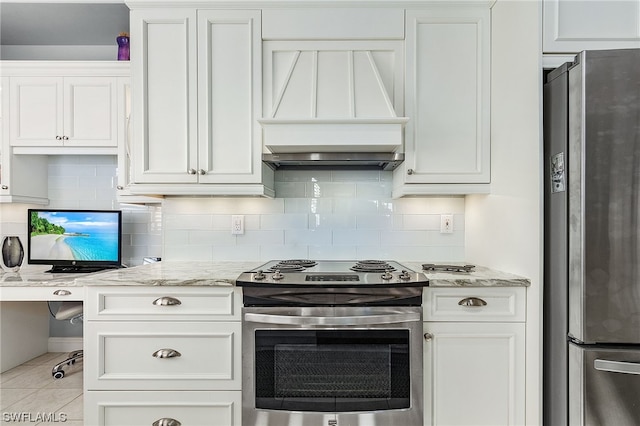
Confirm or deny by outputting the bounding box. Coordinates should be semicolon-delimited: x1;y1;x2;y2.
423;287;526;426
84;286;242;426
85;391;241;426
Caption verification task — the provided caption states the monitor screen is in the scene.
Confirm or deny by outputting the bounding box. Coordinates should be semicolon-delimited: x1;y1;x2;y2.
28;209;122;273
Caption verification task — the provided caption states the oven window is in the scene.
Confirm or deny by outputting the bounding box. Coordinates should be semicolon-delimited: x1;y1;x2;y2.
254;329;410;412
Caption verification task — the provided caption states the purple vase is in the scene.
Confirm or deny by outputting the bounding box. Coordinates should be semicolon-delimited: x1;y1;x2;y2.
117;36;130;61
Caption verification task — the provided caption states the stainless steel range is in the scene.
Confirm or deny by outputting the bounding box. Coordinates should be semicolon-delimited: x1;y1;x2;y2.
236;260;428;426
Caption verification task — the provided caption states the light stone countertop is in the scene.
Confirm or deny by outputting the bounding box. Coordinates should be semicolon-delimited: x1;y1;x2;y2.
1;261;530;288
402;262;530;287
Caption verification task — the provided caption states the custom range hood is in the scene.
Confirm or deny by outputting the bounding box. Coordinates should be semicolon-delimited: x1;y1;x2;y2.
260;41;408;170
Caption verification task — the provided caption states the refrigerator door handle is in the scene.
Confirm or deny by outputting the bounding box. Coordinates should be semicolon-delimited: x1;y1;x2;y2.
594;359;640;375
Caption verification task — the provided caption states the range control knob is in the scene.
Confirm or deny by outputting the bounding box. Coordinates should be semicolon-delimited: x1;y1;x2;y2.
254;270;265;281
272;270;284;281
399;270;412;281
381;269;393;280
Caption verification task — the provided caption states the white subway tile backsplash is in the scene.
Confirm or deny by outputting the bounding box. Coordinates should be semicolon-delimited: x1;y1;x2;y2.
211;245;260;261
401;214;441;230
309;245;358;260
356;214;393;230
332;229;380;246
307;182;356;198
309;214;356;230
285;229;332;246
355;182;393;199
333;199;379;214
331;170;381;182
159;170;466;263
236;230;285;245
275;182;307;198
260;214;307;230
284;198;333;214
380;230;430;246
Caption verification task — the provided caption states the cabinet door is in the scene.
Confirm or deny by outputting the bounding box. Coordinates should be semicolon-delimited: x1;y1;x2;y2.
131;8;198;184
63;76;118;147
543;0;640;53
1;76;49;204
399;7;490;190
197;10;263;184
423;322;525;426
9;76;62;146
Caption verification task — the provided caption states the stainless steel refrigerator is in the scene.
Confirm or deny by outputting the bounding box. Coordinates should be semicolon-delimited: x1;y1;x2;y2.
544;48;640;426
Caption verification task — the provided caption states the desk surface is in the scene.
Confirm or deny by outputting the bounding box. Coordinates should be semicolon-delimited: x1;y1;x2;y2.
0;265;89;300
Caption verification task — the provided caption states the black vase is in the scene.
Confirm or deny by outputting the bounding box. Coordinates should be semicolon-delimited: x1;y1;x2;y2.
1;236;24;271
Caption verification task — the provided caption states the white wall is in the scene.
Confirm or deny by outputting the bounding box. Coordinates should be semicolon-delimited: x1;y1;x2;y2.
163;169;466;262
465;1;543;424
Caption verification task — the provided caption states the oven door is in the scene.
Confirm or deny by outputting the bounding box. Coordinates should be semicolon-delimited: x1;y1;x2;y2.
242;306;423;426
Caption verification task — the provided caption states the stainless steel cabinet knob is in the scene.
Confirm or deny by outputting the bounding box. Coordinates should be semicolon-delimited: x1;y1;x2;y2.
53;289;72;296
56;135;62;140
187;168;197;175
62;136;69;140
424;333;433;341
197;169;206;175
1;185;8;190
152;348;182;359
116;185;124;190
407;168;414;175
458;297;488;307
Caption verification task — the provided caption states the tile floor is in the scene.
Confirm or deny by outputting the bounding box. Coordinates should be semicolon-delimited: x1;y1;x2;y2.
0;353;83;426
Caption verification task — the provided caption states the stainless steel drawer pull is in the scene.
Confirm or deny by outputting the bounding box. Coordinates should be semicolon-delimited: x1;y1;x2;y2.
594;359;640;375
152;296;182;306
458;297;487;307
53;289;72;296
152;349;182;359
152;418;181;426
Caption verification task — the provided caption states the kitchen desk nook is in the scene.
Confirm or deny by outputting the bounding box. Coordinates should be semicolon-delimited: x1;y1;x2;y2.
0;261;529;426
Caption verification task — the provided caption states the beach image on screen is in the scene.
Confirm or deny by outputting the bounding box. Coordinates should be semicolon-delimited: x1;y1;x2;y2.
30;211;119;262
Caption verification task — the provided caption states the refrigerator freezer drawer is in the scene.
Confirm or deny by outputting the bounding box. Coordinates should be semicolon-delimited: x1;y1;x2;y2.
569;342;640;426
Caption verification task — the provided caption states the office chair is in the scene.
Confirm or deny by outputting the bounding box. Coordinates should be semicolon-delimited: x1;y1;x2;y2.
51;301;83;379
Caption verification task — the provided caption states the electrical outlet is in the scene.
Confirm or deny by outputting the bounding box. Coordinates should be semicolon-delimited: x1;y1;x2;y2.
231;215;244;235
440;214;453;234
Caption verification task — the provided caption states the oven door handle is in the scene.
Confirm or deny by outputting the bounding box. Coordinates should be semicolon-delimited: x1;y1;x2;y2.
244;312;421;326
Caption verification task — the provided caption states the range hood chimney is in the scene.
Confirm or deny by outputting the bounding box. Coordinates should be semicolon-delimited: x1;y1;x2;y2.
260;42;408;170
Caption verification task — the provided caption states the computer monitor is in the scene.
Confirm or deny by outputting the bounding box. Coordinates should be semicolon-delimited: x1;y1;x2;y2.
27;209;122;273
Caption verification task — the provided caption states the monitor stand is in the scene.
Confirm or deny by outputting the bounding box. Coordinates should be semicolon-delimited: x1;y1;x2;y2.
46;265;122;274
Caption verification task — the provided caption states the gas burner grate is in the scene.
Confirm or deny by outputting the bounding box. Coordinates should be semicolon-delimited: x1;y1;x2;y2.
350;260;396;273
422;264;475;273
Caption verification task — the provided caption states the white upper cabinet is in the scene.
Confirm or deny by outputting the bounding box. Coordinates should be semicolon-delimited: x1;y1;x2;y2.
543;0;640;53
130;8;198;185
6;63;126;153
0;76;48;204
394;6;491;197
129;8;274;196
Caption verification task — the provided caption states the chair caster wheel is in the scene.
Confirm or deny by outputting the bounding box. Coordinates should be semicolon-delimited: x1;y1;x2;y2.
52;371;65;379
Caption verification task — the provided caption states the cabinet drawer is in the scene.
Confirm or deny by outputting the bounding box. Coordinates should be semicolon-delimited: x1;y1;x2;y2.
423;287;526;322
85;321;241;391
86;286;241;321
84;390;241;426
